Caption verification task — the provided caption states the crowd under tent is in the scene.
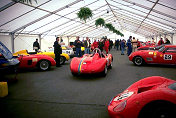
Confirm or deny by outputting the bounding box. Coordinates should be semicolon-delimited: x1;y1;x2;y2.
0;0;176;53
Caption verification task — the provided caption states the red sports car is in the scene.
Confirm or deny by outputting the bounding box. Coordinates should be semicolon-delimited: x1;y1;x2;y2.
70;48;113;76
137;44;169;51
129;45;176;66
17;54;56;71
137;45;155;51
108;76;176;118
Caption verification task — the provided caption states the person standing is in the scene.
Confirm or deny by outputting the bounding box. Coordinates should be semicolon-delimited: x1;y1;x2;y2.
137;39;141;48
116;39;119;50
33;39;40;52
98;38;104;52
164;38;171;44
74;36;83;57
53;37;62;67
93;39;98;49
104;38;110;54
126;36;132;56
157;38;164;45
121;39;125;55
84;37;91;54
131;37;137;52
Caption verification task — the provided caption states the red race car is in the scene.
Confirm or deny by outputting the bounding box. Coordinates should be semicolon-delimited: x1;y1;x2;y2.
108;76;176;118
129;45;176;66
70;48;113;76
17;54;56;71
137;44;169;51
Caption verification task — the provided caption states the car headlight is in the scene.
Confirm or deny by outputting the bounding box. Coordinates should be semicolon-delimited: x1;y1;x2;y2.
113;100;127;112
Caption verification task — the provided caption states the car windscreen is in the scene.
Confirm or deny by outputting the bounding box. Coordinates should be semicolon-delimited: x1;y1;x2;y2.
0;41;13;59
168;83;176;90
158;46;165;52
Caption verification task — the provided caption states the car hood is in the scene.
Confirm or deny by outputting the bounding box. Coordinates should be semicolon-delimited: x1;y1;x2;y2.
110;76;167;105
0;41;13;59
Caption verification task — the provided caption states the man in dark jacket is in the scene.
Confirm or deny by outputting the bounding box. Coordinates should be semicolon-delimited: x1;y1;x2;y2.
74;36;83;57
53;37;62;67
33;39;40;52
165;38;171;44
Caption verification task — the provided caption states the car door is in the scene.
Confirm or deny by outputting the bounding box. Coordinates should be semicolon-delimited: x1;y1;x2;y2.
162;47;176;64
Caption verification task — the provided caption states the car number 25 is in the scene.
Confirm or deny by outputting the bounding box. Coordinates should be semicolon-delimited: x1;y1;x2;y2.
164;54;172;60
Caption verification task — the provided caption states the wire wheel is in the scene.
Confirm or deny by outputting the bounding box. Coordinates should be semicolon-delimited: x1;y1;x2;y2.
60;56;66;65
133;56;143;66
102;65;107;76
39;60;50;71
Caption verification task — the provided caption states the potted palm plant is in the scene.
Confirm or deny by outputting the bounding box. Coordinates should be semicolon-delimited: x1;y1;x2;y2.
77;7;93;23
95;18;105;27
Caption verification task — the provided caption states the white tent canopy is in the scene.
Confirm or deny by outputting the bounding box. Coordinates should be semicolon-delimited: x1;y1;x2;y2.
0;0;176;52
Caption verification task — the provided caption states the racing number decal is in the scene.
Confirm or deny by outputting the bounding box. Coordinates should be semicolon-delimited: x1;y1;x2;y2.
164;54;172;60
66;51;70;54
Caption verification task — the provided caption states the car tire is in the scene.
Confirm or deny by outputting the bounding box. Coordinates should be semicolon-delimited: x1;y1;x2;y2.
138;101;175;118
133;56;144;66
102;65;107;76
108;62;112;69
60;56;66;65
71;72;77;76
38;60;50;71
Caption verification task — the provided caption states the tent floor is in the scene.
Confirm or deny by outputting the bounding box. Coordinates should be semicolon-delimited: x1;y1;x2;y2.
1;49;176;118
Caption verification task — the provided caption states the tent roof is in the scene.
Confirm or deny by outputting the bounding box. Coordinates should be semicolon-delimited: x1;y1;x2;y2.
0;0;176;38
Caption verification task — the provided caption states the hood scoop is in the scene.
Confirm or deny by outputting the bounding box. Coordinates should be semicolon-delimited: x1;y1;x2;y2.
138;85;155;93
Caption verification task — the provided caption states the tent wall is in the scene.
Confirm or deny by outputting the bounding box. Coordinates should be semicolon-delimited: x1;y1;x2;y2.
0;34;12;52
14;35;38;52
0;34;38;52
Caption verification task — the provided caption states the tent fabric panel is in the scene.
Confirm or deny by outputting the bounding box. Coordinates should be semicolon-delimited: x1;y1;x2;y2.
0;3;33;27
39;0;79;12
0;9;48;32
20;14;61;34
0;0;13;9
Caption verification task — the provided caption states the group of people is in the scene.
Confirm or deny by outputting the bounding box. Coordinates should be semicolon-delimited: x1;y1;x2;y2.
33;35;172;68
73;36;114;57
114;36;141;56
92;36;113;54
157;37;171;45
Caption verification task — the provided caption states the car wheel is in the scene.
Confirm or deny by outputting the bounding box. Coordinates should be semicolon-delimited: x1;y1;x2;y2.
60;56;66;65
139;101;175;118
71;72;77;76
102;65;107;76
38;60;50;71
108;62;112;69
133;56;144;66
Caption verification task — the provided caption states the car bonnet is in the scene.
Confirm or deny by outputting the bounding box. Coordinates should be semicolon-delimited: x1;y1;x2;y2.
0;41;13;59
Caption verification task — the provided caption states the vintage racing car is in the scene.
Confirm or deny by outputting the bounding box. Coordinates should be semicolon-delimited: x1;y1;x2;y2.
108;76;176;118
129;45;176;66
137;44;169;51
0;41;19;73
17;54;56;71
13;49;70;65
48;46;74;57
70;48;113;76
